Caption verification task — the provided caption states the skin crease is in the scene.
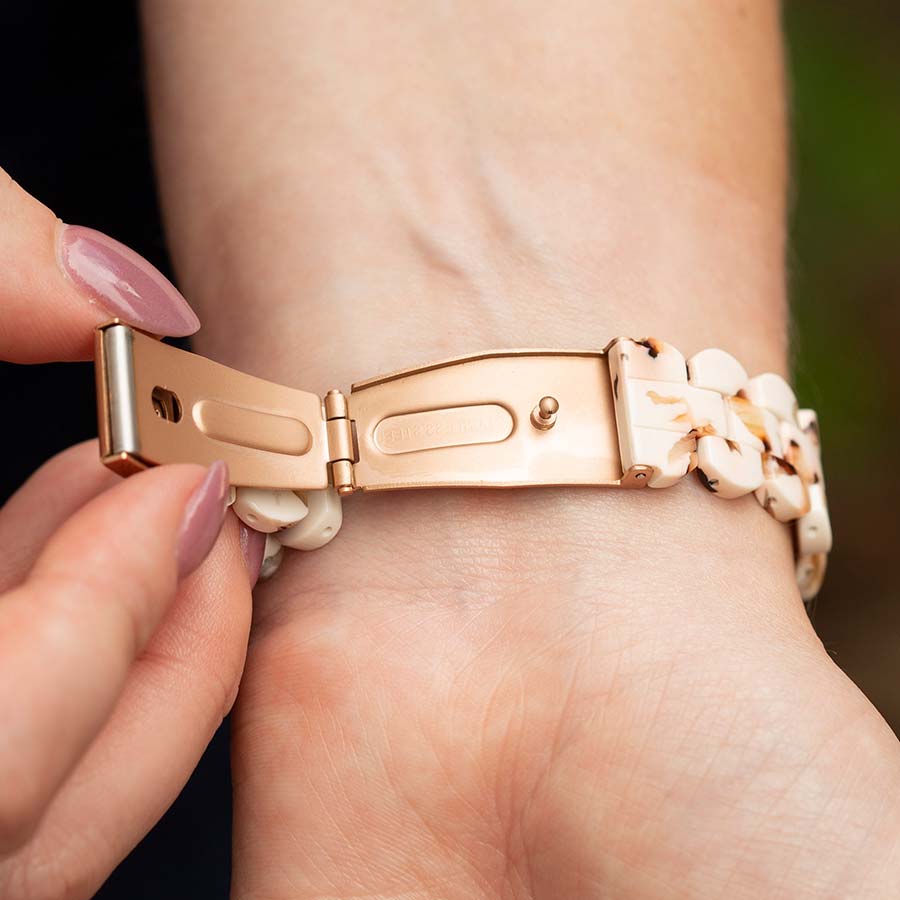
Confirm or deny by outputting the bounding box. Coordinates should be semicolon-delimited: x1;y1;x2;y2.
140;2;900;898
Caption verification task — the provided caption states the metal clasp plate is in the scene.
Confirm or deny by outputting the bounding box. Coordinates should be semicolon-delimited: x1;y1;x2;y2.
95;324;637;492
348;349;630;491
95;323;330;489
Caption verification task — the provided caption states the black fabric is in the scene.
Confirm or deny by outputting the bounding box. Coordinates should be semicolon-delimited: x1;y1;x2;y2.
0;4;230;897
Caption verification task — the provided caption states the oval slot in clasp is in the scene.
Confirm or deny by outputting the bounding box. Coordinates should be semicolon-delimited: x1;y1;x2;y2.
194;400;313;456
373;404;514;455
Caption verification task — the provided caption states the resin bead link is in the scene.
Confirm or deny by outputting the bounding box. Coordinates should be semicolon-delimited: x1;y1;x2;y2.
608;338;831;600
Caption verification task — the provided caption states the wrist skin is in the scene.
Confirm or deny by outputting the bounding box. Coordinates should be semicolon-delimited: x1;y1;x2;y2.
141;1;900;896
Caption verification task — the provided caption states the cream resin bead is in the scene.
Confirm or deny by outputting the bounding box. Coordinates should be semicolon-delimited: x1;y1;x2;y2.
797;483;832;556
758;407;784;457
611;338;747;490
232;487;309;533
793;409;832;558
796;553;827;603
613;337;688;382
723;396;769;452
755;455;809;522
628;379;729;436
629;428;696;488
687;348;749;396
696;436;764;499
259;534;284;581
610;338;698;487
278;488;343;551
723;406;765;454
743;373;799;424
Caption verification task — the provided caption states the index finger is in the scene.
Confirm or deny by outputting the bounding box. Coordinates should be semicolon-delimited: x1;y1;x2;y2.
0;166;199;363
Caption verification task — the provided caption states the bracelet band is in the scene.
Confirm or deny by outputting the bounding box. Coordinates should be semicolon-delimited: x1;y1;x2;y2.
95;323;831;599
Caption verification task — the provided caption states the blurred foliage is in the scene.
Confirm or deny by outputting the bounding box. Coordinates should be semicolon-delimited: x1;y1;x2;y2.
784;2;900;725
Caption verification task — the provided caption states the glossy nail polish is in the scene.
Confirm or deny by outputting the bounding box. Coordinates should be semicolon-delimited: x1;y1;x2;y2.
176;462;229;579
239;523;267;588
57;224;200;336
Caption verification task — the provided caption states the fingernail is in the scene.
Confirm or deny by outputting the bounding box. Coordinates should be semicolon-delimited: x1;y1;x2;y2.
238;523;266;588
177;462;229;579
56;224;201;336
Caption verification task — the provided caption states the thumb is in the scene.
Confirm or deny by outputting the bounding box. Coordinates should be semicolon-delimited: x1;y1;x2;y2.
0;166;199;363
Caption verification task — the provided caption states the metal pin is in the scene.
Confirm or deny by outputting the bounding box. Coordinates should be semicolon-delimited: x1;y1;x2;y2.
531;395;559;430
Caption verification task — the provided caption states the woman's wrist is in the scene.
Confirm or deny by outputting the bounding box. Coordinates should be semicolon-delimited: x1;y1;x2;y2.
142;104;802;619
151;156;807;621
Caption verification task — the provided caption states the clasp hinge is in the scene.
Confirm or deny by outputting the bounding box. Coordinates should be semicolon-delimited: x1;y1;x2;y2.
323;389;358;495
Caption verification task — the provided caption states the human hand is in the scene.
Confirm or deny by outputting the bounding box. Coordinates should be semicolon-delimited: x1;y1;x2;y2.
0;169;263;899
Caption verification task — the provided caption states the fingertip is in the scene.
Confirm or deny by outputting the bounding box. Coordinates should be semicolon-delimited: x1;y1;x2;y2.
176;461;230;579
56;223;201;337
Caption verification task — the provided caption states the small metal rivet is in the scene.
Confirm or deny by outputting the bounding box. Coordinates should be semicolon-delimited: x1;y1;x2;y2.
539;396;559;418
621;465;653;488
531;396;559;430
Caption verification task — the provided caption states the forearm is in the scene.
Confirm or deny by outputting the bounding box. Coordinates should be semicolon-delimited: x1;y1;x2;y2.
141;0;788;383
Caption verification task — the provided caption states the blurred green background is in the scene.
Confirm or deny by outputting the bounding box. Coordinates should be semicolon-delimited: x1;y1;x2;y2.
785;2;900;726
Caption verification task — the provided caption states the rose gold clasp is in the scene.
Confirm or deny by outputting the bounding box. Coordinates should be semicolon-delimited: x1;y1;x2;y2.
347;349;636;490
95;323;643;492
95;323;330;489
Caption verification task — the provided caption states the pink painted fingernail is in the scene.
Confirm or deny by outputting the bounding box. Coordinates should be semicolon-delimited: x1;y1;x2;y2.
177;462;229;579
239;523;266;588
57;224;200;336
